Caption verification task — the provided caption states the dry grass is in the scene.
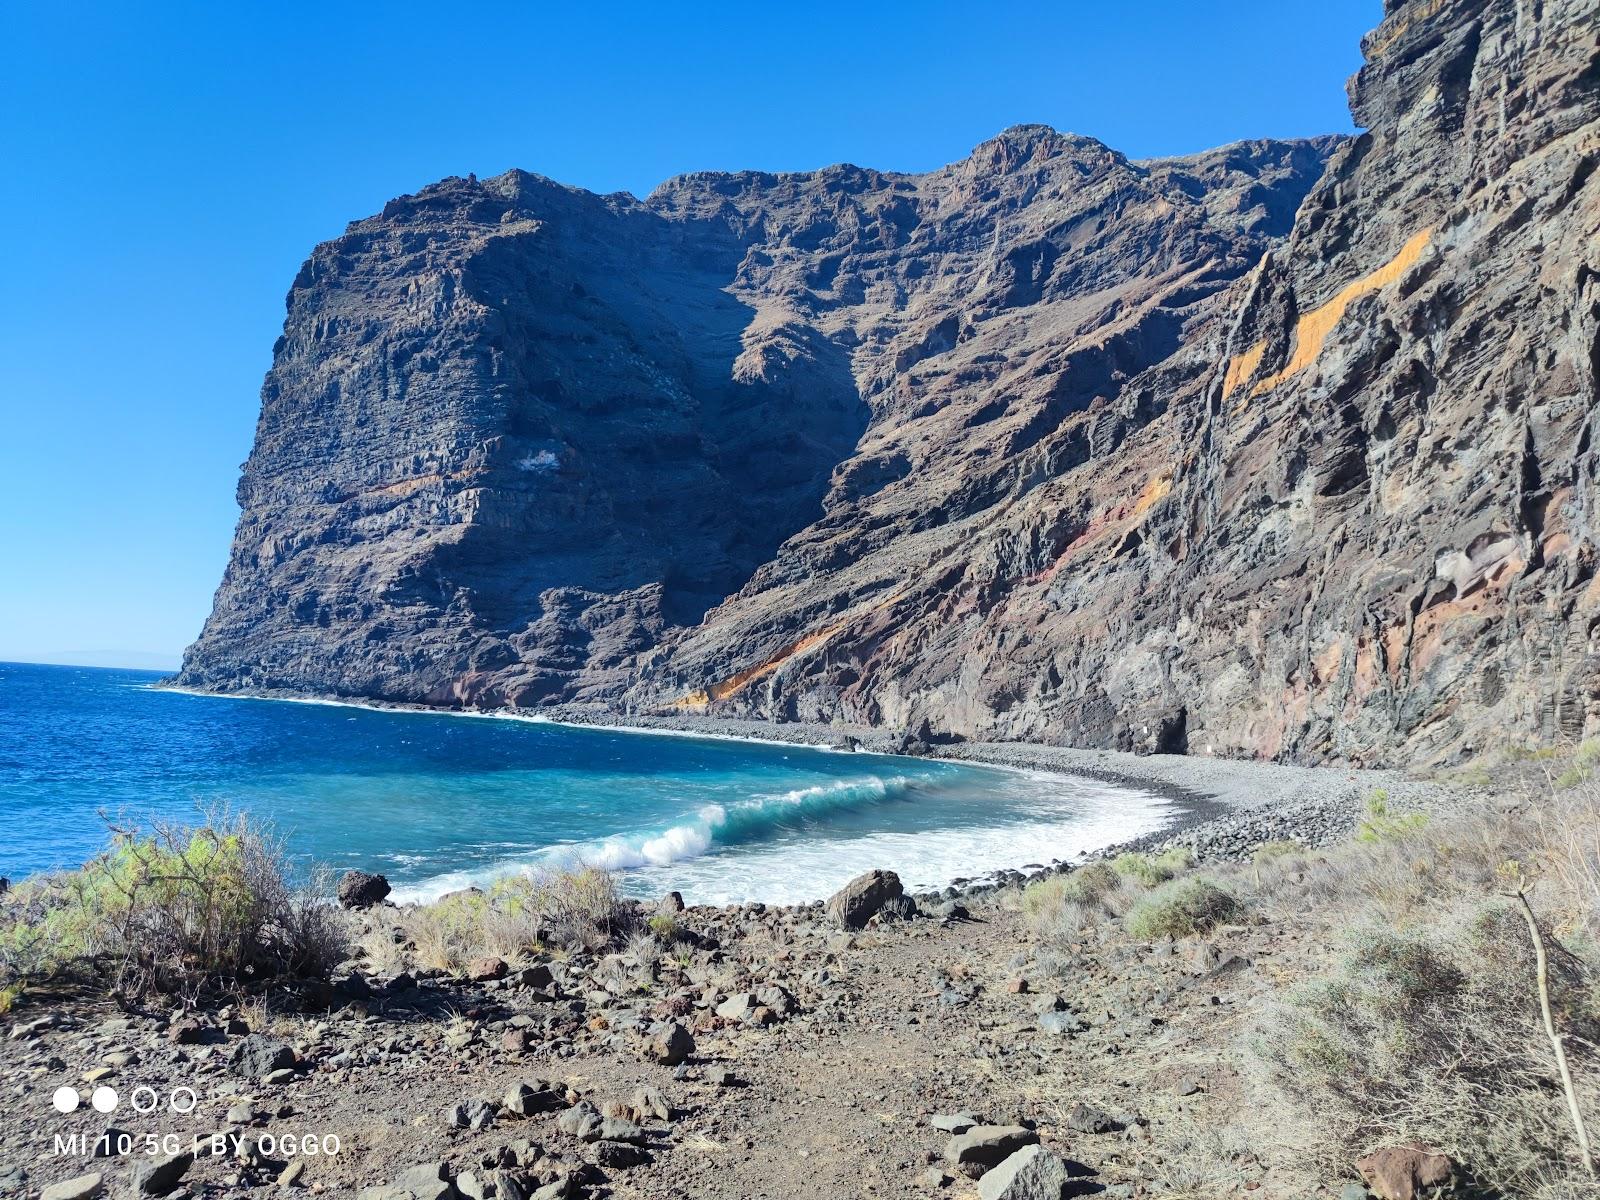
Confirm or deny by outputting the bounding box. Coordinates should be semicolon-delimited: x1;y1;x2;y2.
379;864;630;974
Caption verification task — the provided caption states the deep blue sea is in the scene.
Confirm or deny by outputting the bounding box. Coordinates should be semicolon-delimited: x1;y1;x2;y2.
0;662;1171;904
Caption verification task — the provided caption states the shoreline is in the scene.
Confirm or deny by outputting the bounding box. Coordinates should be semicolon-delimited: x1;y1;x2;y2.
148;684;1457;893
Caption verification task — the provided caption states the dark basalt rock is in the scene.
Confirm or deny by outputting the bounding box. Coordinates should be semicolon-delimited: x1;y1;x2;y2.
180;0;1600;766
337;870;391;910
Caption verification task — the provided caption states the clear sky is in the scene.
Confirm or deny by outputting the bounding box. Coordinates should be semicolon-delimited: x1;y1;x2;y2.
0;1;1378;670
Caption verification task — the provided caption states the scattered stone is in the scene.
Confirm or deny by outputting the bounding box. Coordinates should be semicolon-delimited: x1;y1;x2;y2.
40;1175;104;1200
503;1081;562;1117
167;1017;211;1045
517;964;555;990
943;1126;1040;1178
336;870;391;909
445;1099;496;1131
1063;1101;1122;1134
229;1036;295;1079
468;956;509;982
557;1101;602;1141
826;869;905;928
1355;1144;1454;1200
595;1140;651;1168
658;891;685;913
632;1085;671;1121
357;1161;458;1200
502;1028;534;1054
930;1112;983;1133
134;1150;194;1195
644;1021;694;1065
598;1117;648;1144
977;1144;1070;1200
279;1159;308;1189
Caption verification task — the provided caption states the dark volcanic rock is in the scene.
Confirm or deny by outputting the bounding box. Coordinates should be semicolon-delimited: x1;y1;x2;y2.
337;870;391;909
180;0;1600;765
825;869;905;928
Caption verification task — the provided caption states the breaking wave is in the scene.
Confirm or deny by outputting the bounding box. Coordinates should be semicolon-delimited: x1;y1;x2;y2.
394;774;912;902
583;774;912;869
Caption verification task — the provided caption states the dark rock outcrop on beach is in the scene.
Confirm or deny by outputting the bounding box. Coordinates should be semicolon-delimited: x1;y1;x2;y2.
180;0;1600;765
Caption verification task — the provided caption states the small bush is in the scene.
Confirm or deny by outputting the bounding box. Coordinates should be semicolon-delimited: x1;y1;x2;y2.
646;913;680;941
0;812;347;1000
1125;877;1243;940
393;864;628;973
1112;847;1194;887
1355;790;1428;843
1260;911;1599;1194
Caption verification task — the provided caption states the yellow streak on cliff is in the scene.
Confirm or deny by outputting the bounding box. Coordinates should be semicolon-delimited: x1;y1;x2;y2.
675;591;907;708
368;472;447;500
1130;473;1173;519
1367;0;1449;58
1232;227;1433;404
1222;340;1267;398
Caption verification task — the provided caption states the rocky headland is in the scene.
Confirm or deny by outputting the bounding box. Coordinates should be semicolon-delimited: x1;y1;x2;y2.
175;0;1600;768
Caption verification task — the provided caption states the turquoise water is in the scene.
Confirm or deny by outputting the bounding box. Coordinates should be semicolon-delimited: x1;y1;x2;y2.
0;661;1171;904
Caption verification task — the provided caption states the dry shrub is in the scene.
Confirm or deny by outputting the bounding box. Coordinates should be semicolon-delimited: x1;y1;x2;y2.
1243;780;1600;1196
1125;876;1243;940
1258;905;1598;1195
0;811;348;1000
1022;862;1125;940
393;864;628;973
1112;847;1194;887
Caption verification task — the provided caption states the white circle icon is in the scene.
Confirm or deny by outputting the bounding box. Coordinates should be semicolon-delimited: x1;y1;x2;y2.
131;1086;159;1114
170;1087;197;1113
90;1086;118;1114
51;1087;80;1114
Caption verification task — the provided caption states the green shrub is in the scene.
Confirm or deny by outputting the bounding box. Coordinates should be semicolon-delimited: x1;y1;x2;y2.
0;812;347;999
1125;877;1243;940
1112;847;1194;887
1355;790;1428;843
646;913;680;941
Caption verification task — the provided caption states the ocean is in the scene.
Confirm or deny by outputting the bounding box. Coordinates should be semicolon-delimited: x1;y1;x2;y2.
0;661;1172;904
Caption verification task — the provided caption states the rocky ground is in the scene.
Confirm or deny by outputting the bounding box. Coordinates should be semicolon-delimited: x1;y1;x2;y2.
0;745;1466;1200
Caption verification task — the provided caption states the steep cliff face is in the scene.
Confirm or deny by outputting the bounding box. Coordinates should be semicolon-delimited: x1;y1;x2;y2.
181;0;1600;764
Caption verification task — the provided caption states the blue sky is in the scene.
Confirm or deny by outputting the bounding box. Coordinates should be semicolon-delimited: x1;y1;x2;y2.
0;1;1377;669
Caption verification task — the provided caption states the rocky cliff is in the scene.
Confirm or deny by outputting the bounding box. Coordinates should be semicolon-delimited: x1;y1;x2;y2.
180;0;1600;765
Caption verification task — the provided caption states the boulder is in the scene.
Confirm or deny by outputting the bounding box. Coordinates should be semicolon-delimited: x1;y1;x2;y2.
1355;1145;1454;1200
977;1144;1070;1200
467;956;509;982
825;869;905;929
336;870;391;909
